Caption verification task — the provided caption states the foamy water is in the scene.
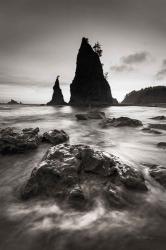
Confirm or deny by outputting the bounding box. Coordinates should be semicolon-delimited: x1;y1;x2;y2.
0;105;166;250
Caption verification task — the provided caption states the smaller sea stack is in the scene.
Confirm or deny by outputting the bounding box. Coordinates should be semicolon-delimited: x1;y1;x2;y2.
47;76;66;105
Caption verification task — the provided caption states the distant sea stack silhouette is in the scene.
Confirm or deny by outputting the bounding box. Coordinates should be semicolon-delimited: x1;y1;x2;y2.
47;76;66;105
69;37;113;106
7;99;20;105
122;86;166;105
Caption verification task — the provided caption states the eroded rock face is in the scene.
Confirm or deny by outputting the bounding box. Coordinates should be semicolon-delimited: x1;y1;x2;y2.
22;144;147;209
69;38;113;106
42;129;69;145
100;117;142;128
0;127;40;154
76;111;105;120
149;165;166;188
47;76;66;105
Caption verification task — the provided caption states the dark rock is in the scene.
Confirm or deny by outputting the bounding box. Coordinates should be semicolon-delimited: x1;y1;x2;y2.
113;98;119;105
75;114;88;120
104;184;128;208
142;127;162;134
69;38;113;106
87;111;106;119
157;142;166;149
149;165;166;188
42;129;69;145
76;110;105;120
22;144;147;208
149;123;166;130
100;116;142;128
7;99;19;105
150;116;166;120
0;127;40;154
68;185;86;208
122;86;166;105
47;76;66;105
116;163;147;191
23;127;40;135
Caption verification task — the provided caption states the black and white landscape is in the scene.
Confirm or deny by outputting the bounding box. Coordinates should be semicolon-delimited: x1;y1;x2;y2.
0;0;166;250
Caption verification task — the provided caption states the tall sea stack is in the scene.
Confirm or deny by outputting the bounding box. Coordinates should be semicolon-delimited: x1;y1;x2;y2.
69;37;113;106
47;76;66;105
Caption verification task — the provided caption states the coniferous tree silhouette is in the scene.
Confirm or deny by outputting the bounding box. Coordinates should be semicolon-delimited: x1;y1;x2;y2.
93;42;103;57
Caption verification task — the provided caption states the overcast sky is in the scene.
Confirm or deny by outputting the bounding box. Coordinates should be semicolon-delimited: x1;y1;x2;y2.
0;0;166;103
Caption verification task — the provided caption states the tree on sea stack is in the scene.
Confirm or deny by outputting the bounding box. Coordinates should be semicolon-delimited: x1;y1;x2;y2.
69;37;113;106
47;76;66;105
93;42;103;57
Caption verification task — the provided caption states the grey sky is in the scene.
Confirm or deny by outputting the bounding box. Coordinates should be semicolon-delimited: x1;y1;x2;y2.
0;0;166;103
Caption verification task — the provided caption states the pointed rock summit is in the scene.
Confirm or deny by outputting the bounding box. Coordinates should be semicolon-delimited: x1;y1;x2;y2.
47;76;66;105
69;37;113;106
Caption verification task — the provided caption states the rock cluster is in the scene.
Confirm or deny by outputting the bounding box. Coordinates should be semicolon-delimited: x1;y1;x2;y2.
141;127;162;134
0;127;40;154
0;128;69;154
150;116;166;120
157;142;166;149
42;129;69;144
22;144;147;209
100;116;142;128
69;38;113;106
149;123;166;130
47;76;66;106
75;111;105;120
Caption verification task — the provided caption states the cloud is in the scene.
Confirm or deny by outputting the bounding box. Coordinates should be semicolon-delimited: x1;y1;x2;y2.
110;64;133;72
111;51;150;73
122;51;150;64
155;59;166;80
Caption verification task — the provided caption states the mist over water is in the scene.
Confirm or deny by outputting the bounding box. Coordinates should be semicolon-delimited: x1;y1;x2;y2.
0;105;166;250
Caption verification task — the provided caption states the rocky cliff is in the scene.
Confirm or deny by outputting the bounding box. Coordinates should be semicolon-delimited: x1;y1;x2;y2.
47;76;66;105
69;38;113;106
122;86;166;105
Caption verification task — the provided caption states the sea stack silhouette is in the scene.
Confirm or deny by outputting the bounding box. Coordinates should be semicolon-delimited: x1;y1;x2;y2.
47;76;66;105
69;37;113;106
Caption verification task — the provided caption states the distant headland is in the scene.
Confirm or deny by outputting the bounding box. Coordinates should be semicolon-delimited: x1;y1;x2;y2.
122;86;166;106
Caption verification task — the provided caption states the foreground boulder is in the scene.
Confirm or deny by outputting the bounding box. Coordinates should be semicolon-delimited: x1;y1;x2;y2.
42;129;69;145
76;111;105;120
0;127;40;154
22;144;147;209
149;165;166;188
100;117;142;128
